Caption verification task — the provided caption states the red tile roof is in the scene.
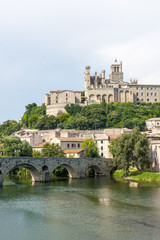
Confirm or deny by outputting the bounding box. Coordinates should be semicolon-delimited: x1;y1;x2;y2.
64;149;84;154
33;142;48;148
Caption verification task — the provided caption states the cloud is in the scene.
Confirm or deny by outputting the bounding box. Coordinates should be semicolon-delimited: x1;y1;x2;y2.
97;31;160;83
0;0;160;122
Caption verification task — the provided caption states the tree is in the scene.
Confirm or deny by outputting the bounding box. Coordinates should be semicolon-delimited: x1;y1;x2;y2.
41;143;65;158
21;103;46;128
109;127;150;175
35;115;57;130
0;120;21;138
0;136;32;157
82;138;100;158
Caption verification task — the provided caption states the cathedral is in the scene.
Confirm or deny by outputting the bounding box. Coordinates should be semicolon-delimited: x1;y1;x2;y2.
85;60;160;104
45;60;160;116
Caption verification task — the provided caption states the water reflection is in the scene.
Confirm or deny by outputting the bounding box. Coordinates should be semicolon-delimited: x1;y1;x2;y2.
0;177;160;240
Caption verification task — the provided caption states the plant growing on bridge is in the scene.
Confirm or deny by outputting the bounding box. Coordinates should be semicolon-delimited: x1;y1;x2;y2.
82;138;100;158
109;127;150;175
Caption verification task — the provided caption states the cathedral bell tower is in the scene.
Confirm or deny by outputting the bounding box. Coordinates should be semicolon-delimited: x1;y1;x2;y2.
84;66;91;90
109;60;123;83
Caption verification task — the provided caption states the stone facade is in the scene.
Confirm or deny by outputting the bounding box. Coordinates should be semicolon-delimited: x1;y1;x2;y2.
45;90;82;116
45;60;160;116
146;118;160;133
0;157;113;186
11;129;43;147
85;60;160;104
50;137;85;151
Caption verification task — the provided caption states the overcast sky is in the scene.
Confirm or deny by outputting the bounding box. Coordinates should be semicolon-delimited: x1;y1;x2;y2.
0;0;160;123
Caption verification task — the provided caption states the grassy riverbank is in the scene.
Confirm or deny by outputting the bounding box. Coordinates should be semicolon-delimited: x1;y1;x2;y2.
112;169;160;182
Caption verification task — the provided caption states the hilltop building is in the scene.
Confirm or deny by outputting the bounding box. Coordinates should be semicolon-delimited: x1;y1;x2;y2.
45;60;160;116
45;90;82;116
85;60;160;104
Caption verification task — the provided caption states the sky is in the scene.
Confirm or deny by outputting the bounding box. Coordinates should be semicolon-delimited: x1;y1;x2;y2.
0;0;160;123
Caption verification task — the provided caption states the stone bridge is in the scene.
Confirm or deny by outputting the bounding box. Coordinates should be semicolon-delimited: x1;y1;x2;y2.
0;157;113;186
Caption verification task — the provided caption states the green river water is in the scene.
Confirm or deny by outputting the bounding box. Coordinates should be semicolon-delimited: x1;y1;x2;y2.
0;177;160;240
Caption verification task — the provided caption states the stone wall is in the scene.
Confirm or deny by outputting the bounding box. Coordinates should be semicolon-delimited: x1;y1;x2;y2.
0;157;113;186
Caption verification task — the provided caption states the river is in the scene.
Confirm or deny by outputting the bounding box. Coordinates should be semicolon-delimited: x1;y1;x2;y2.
0;177;160;240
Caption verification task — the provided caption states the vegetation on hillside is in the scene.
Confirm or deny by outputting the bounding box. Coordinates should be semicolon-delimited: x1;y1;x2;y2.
21;103;46;128
2;101;160;135
0;120;21;137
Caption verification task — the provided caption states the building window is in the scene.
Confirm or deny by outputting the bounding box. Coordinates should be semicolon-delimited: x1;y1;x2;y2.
151;93;153;96
101;153;103;157
67;144;70;148
101;146;103;150
155;87;157;90
101;140;103;144
78;143;80;148
147;98;149;102
136;87;138;90
72;144;76;147
137;98;139;101
66;93;68;96
155;99;157;102
147;93;149;96
155;93;157;96
141;87;143;90
151;87;153;90
141;99;143;102
141;92;143;96
147;87;149;90
136;93;138;96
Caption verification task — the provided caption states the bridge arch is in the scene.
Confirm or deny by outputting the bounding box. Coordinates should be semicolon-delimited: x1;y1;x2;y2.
42;165;48;172
1;163;42;185
52;164;77;178
85;165;102;177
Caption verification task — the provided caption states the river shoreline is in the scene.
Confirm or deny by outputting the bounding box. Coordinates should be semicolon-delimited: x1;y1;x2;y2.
112;169;160;183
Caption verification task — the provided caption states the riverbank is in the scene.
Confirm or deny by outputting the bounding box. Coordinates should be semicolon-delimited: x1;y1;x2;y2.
112;169;160;182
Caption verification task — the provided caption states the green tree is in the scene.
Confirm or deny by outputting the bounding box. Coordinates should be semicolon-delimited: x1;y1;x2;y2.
0;136;32;157
82;138;100;158
35;115;57;130
0;121;21;137
21;103;46;128
109;127;150;175
33;150;42;157
41;143;65;158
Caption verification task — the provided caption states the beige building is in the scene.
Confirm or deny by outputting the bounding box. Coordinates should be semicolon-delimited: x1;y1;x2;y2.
149;140;160;172
32;142;47;152
146;118;160;133
45;60;160;117
11;129;43;147
64;149;85;158
85;60;160;104
45;90;82;116
50;137;85;151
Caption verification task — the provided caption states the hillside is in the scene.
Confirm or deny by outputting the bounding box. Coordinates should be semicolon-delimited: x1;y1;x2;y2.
1;101;160;136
